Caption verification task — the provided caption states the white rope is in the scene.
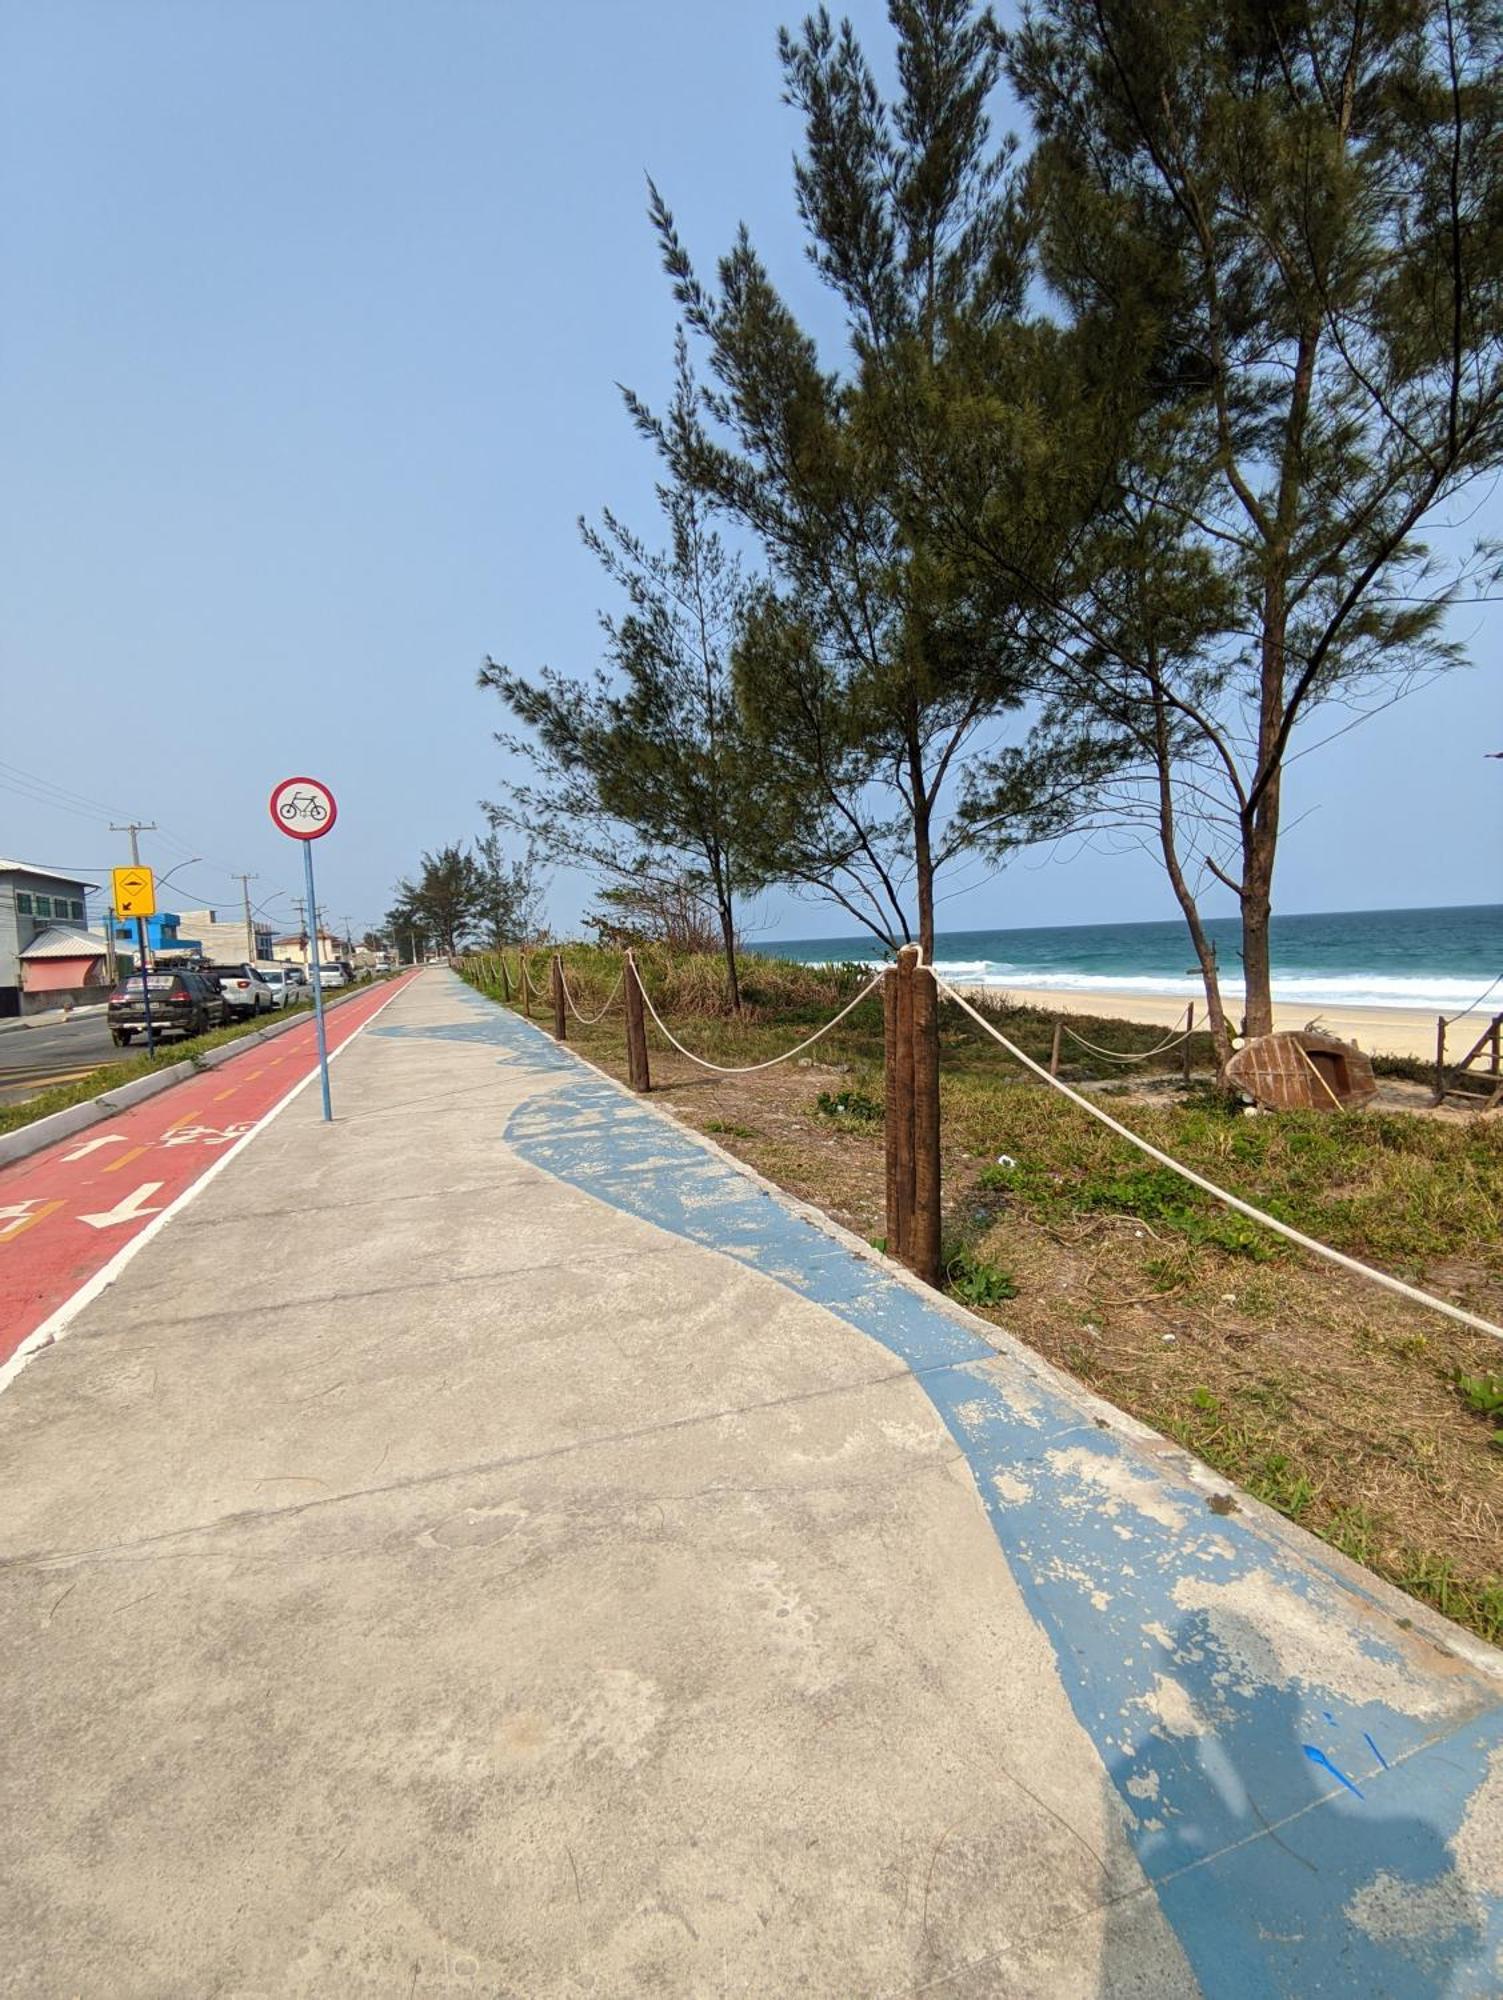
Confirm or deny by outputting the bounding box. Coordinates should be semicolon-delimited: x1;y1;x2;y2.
1060;1021;1194;1063
935;973;1503;1346
1443;971;1503;1028
560;965;624;1026
636;969;888;1075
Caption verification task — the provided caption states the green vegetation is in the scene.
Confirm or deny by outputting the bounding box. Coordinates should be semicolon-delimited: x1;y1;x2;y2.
459;944;1503;1644
490;0;1503;1059
815;1087;882;1127
1452;1370;1503;1455
0;984;389;1139
943;1246;1018;1308
0;1010;305;1138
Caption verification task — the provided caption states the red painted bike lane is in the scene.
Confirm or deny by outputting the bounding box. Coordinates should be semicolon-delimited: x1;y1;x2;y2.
0;972;419;1378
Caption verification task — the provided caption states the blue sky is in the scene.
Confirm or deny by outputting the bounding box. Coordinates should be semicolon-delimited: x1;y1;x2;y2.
2;0;1498;948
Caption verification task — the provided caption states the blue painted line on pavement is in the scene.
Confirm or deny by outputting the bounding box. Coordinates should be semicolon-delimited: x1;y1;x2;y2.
384;983;1503;1996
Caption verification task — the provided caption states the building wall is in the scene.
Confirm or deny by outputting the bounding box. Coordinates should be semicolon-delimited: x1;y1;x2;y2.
273;933;341;967
109;912;197;956
172;910;275;964
0;868;92;1017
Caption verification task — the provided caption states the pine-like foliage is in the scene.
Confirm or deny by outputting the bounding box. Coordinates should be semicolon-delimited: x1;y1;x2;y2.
994;0;1503;1035
482;339;759;1007
637;0;1118;957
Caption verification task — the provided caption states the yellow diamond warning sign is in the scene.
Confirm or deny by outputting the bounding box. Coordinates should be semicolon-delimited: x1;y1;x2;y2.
112;865;156;919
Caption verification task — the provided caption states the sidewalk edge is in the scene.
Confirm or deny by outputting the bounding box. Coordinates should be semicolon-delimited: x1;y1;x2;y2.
485;983;1503;1692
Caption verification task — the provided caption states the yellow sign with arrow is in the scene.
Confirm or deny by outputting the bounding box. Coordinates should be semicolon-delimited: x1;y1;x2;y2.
112;865;156;919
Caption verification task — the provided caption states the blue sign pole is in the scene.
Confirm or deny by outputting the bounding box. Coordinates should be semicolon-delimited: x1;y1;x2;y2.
303;837;332;1121
136;915;156;1055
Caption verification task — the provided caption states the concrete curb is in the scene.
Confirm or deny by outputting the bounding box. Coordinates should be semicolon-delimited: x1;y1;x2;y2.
0;985;376;1172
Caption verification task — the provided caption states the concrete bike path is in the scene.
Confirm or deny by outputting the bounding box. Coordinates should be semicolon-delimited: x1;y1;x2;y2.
0;969;1497;1997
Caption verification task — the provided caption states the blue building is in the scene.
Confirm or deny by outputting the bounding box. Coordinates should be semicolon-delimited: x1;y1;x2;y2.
109;911;201;957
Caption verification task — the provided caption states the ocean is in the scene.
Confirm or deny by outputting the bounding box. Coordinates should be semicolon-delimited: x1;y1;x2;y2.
757;904;1503;1016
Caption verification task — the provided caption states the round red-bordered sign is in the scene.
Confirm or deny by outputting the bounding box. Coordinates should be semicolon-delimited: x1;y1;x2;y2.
269;776;338;840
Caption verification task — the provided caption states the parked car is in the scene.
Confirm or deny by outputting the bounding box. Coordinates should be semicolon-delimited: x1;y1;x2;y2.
314;962;349;990
253;966;301;1008
108;969;227;1046
205;963;275;1016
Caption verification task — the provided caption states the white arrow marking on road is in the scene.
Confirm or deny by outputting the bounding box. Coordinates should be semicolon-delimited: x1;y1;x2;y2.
61;1135;130;1163
79;1183;165;1230
0;1201;41;1226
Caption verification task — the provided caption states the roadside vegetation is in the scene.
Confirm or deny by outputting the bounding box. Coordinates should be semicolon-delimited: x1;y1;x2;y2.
0;983;387;1140
462;947;1503;1643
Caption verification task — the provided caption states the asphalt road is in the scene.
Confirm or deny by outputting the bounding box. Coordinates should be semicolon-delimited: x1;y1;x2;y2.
0;1011;121;1110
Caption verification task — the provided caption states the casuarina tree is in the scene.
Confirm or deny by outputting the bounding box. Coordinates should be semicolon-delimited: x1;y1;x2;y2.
996;0;1503;1039
482;339;760;1009
640;0;1114;961
390;844;485;958
472;829;544;949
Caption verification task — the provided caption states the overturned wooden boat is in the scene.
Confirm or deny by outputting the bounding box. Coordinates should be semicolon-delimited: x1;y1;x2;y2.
1224;1029;1378;1112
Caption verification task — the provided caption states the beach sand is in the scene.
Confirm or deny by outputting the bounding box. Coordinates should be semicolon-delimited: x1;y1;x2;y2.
962;983;1454;1063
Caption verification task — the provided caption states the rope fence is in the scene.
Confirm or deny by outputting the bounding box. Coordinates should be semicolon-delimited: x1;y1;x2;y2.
456;947;1502;1344
559;963;624;1026
634;968;887;1074
934;972;1503;1346
1059;1020;1195;1063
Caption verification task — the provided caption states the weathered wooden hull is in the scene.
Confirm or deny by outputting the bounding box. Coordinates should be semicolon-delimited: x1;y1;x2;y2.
1224;1029;1378;1112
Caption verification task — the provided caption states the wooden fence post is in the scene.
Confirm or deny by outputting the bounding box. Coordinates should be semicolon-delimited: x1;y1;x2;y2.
624;952;651;1092
499;956;512;1003
910;955;942;1288
552;953;567;1041
893;946;919;1267
1049;1020;1063;1077
521;952;532;1018
1492;1017;1501;1077
1434;1014;1447;1104
883;964;902;1258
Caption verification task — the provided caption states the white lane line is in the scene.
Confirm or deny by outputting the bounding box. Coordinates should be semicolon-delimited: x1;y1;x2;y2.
0;974;419;1398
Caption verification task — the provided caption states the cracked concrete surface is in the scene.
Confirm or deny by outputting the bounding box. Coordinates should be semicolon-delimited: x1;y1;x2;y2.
8;970;1503;1996
0;970;1197;1998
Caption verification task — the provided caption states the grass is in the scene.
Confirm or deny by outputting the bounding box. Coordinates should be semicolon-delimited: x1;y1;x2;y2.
0;983;387;1138
459;945;1503;1644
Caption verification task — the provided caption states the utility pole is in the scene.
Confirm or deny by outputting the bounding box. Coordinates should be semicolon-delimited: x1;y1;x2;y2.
235;873;258;961
294;897;310;967
110;821;156;868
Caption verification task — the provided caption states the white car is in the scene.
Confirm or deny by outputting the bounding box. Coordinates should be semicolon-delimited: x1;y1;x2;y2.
314;963;349;991
254;966;302;1008
211;963;275;1016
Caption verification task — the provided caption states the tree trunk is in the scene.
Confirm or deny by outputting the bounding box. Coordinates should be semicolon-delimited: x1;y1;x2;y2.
912;777;936;963
1240;753;1283;1040
1240;820;1278;1040
718;897;742;1014
1150;688;1233;1067
1243;545;1291;1039
1166;853;1233;1068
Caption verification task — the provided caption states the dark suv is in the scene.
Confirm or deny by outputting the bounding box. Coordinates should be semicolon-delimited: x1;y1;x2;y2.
107;969;228;1046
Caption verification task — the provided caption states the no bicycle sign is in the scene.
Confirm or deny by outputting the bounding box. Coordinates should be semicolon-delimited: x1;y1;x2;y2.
269;775;337;839
270;773;338;1120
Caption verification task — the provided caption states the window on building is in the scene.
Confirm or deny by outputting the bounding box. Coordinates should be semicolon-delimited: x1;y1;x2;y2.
34;896;51;918
15;892;32;915
70;900;85;921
